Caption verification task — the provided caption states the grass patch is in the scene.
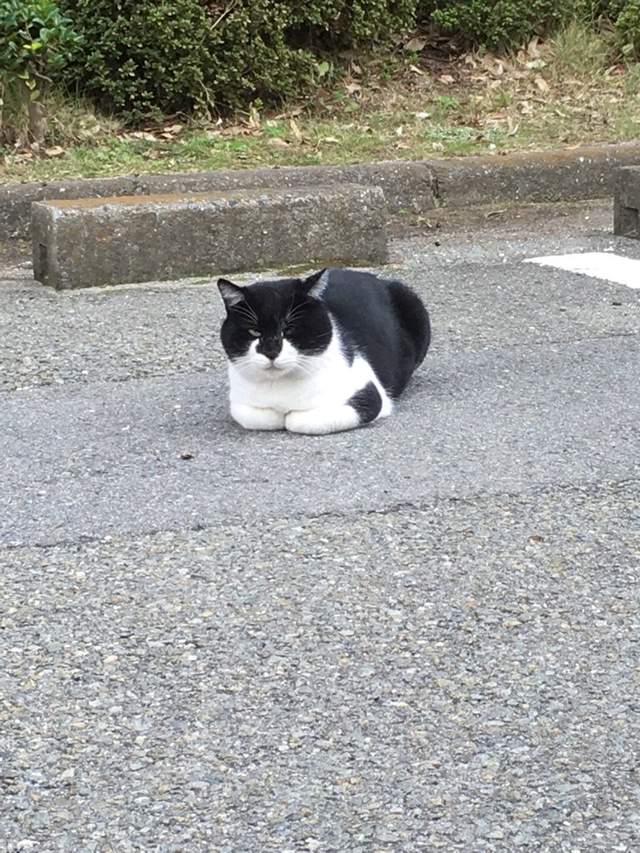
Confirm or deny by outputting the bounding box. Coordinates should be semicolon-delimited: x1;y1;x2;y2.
550;19;611;80
2;23;640;184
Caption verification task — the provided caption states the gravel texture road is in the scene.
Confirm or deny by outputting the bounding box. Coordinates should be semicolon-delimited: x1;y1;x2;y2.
1;202;639;851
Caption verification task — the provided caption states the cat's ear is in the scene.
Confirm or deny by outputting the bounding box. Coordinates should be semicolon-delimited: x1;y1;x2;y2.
218;278;245;309
301;268;330;300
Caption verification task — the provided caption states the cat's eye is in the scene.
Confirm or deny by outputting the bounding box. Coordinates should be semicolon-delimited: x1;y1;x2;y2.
248;329;260;337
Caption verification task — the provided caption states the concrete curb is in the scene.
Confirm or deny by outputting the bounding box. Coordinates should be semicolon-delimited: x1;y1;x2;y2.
428;143;640;208
3;142;640;240
614;165;640;239
1;161;436;240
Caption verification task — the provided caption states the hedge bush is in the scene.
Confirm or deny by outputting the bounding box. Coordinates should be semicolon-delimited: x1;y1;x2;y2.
614;0;640;56
425;1;577;51
58;0;215;122
423;0;640;55
60;0;421;123
57;0;640;124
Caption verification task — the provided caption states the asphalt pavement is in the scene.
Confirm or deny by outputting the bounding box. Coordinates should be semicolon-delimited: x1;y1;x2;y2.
1;202;639;851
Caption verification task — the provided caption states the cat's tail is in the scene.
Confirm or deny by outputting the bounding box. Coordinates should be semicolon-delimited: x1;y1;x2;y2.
389;281;431;367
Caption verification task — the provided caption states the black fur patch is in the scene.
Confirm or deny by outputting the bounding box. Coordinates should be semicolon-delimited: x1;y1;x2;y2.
218;277;332;362
320;269;431;398
349;382;382;424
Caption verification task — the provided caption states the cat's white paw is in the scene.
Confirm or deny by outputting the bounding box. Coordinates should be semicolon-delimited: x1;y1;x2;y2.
231;403;285;431
285;406;360;435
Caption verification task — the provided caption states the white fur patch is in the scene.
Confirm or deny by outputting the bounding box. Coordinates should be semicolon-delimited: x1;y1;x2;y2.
307;269;330;299
227;323;392;434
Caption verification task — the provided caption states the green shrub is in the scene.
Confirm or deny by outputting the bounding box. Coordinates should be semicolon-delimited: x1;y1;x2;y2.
59;0;215;123
424;0;574;52
566;0;640;58
55;0;640;124
200;1;316;114
615;0;640;57
422;0;640;57
0;0;80;142
289;0;419;43
60;0;421;123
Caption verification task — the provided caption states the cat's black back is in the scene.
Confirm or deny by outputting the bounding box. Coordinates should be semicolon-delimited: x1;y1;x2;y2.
323;269;431;397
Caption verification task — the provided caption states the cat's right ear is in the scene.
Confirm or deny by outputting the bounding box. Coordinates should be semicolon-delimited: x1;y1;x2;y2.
218;278;245;309
301;268;330;299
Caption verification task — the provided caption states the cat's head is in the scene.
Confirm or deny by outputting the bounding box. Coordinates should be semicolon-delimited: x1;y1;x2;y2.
217;269;332;379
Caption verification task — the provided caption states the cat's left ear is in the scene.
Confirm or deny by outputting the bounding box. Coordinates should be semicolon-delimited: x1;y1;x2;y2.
218;278;245;309
301;268;330;300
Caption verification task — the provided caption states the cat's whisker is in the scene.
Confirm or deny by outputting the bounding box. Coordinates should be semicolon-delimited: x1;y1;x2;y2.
285;304;308;322
233;308;258;324
286;305;305;318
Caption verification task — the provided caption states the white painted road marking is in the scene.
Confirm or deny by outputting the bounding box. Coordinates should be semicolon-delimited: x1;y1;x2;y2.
525;252;640;289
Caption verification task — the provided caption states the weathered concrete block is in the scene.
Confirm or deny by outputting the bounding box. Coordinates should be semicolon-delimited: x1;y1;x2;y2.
31;184;388;289
614;166;640;239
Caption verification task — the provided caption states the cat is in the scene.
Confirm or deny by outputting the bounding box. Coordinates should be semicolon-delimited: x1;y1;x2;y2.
217;267;431;435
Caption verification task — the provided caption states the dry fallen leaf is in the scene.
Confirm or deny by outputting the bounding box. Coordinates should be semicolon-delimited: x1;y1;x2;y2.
247;105;261;129
289;118;303;143
440;74;455;84
345;82;361;96
409;64;425;76
44;146;65;158
129;131;157;141
527;36;541;60
320;136;340;144
404;36;427;53
222;125;249;136
534;75;550;93
163;123;183;135
507;115;520;135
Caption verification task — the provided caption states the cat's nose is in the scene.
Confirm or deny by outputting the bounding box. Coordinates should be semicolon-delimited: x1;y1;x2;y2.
258;338;282;360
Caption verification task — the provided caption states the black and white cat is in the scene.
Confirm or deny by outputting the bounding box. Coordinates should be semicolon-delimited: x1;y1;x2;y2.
217;267;430;435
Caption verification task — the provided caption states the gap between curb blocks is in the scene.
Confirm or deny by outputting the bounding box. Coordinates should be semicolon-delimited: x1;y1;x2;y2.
3;141;640;240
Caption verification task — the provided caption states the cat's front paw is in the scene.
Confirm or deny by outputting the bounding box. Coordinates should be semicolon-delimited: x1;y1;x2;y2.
231;403;285;431
285;406;360;435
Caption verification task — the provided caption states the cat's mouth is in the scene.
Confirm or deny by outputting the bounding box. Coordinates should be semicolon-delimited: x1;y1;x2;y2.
264;359;293;372
249;355;295;375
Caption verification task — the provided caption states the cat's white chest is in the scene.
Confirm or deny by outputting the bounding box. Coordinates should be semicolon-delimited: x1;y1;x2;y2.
227;333;391;418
